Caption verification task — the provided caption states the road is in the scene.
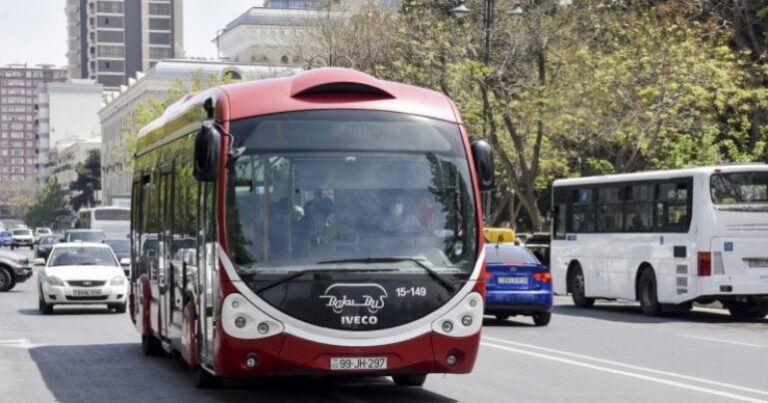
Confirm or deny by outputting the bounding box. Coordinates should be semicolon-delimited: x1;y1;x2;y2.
1;248;767;403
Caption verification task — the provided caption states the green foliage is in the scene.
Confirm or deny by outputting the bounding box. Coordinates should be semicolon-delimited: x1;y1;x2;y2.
70;149;101;211
26;178;69;228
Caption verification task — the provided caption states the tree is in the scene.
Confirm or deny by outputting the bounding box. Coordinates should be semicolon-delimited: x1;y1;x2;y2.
7;195;33;218
25;179;69;228
70;149;101;211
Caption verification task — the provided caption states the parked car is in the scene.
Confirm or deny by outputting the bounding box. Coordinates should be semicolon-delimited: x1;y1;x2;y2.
0;250;32;292
36;235;62;260
0;231;12;248
34;227;53;244
484;243;553;326
11;228;34;250
63;229;106;243
35;242;128;314
103;238;130;275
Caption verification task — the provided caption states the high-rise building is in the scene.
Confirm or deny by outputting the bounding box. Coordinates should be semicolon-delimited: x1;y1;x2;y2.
0;64;66;188
66;0;184;90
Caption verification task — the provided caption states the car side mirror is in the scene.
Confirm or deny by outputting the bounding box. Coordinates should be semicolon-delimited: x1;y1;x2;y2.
471;140;495;191
194;120;221;182
33;258;45;266
120;258;130;266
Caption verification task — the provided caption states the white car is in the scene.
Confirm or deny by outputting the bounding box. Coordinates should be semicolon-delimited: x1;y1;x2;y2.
36;242;129;314
11;228;34;250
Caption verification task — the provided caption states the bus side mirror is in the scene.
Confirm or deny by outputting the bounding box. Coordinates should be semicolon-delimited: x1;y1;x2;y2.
194;121;221;182
471;140;495;191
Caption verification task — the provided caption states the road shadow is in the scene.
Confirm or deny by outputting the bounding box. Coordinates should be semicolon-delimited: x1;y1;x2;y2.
17;306;118;316
28;343;457;403
482;316;536;328
553;303;768;325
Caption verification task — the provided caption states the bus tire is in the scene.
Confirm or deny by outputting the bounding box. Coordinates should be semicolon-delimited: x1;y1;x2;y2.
726;301;768;321
532;312;551;326
142;334;163;356
392;374;427;387
569;266;594;308
193;366;223;389
638;269;661;316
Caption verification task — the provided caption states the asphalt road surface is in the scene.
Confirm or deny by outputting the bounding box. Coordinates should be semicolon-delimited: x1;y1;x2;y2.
2;248;767;403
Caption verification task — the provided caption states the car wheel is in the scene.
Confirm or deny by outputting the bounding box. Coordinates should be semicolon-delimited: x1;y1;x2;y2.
193;366;223;389
569;266;595;308
532;312;552;326
392;374;427;387
727;301;768;321
10;245;14;250
495;314;510;320
141;334;164;356
638;269;661;316
39;296;54;315
114;303;127;314
0;268;12;292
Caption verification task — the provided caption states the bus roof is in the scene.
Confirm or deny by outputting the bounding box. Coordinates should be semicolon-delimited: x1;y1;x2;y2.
137;68;461;143
553;164;768;187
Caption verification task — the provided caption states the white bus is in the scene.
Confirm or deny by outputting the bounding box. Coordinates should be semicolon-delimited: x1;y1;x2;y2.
551;165;768;320
76;206;130;239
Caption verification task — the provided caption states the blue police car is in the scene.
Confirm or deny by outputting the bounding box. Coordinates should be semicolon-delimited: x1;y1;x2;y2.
485;243;553;326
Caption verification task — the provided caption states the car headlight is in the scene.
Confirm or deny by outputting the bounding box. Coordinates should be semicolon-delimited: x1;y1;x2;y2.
47;276;65;286
109;276;126;286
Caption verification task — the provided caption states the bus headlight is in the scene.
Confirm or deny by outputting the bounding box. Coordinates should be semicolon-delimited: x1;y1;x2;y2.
222;293;284;339
257;322;269;334
235;316;247;328
461;315;473;327
442;320;454;333
432;292;483;337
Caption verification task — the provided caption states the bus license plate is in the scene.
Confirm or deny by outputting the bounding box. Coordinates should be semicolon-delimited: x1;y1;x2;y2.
498;277;527;285
73;289;101;297
748;259;768;268
330;357;387;370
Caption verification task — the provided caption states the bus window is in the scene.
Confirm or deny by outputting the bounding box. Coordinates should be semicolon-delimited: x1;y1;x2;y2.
596;187;623;232
656;182;691;232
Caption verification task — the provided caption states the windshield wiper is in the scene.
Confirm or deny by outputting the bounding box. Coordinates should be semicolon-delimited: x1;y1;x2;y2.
317;257;457;293
254;267;398;295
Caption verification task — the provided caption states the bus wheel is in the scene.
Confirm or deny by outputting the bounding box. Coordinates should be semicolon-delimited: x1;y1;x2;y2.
726;301;768;321
392;374;427;387
569;266;594;308
193;366;223;389
142;334;163;356
638;269;661;316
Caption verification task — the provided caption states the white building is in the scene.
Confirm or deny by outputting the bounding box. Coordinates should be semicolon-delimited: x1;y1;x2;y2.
37;80;103;184
99;59;299;206
215;5;356;65
50;136;101;192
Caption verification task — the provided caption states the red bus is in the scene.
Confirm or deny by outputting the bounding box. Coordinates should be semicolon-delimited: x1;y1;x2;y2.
129;68;494;388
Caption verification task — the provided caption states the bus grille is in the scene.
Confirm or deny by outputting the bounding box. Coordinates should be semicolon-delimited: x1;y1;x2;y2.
713;252;725;275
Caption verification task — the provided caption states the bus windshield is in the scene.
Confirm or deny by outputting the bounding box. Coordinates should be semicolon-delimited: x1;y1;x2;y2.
226;110;477;279
711;171;768;211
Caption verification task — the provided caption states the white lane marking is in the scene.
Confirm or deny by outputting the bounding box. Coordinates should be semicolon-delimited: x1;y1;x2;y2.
0;338;44;349
680;334;766;348
483;336;768;397
482;342;768;403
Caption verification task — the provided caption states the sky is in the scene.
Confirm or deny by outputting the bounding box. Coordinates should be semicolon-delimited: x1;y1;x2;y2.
0;0;263;67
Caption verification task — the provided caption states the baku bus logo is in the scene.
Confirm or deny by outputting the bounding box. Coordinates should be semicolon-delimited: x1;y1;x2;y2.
319;283;388;314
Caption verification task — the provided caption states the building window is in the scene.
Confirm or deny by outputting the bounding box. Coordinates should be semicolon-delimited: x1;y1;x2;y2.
148;3;171;15
98;45;125;58
149;18;171;30
97;30;125;43
149;47;172;59
149;32;171;45
96;1;123;13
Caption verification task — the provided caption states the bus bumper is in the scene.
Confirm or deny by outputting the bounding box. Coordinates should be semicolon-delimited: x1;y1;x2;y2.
213;331;480;377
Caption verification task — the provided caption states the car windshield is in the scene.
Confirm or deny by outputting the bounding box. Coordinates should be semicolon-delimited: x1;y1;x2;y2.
711;171;768;211
40;236;59;245
37;228;51;234
13;229;31;236
226;110;477;278
0;232;9;237
104;239;130;252
486;246;540;265
68;231;105;242
49;247;117;267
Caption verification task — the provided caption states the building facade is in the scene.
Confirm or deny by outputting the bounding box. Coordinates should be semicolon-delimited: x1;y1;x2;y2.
0;64;66;190
50;137;101;192
99;60;299;206
37;80;103;184
216;1;393;65
66;0;184;90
